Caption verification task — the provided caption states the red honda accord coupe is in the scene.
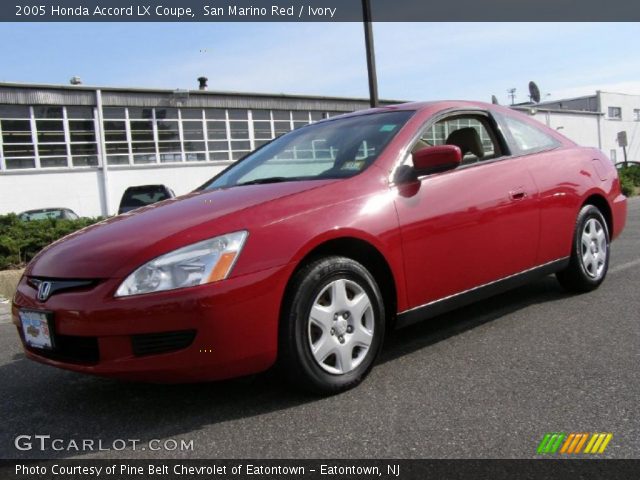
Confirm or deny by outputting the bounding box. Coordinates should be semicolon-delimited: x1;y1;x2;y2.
13;101;627;393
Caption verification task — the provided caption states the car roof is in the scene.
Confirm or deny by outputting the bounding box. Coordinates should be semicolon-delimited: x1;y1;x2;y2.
20;208;72;214
317;100;509;122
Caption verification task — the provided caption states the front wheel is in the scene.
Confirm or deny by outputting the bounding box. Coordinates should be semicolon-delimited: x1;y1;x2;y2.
556;204;610;293
279;256;385;394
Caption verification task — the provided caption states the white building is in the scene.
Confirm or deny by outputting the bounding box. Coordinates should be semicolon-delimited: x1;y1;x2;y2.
519;91;640;164
0;82;394;217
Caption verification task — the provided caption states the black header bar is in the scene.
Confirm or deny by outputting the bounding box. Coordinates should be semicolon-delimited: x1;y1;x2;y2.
3;0;640;22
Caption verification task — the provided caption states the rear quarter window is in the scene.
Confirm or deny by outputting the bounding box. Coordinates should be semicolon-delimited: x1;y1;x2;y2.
503;115;560;154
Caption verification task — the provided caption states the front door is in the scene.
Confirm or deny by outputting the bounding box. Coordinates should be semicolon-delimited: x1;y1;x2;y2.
394;111;539;310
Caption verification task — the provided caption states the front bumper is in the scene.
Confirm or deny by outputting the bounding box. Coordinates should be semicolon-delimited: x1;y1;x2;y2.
12;264;293;382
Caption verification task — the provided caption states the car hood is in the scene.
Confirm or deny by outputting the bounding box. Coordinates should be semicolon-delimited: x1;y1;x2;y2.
27;180;334;279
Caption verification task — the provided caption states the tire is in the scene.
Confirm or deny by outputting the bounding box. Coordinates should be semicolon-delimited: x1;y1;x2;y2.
556;204;610;293
279;256;385;394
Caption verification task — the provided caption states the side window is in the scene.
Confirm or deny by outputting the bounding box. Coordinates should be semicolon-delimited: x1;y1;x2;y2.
414;115;499;165
502;116;559;154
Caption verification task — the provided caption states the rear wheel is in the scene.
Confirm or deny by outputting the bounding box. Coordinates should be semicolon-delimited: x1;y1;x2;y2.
280;256;385;394
556;205;610;292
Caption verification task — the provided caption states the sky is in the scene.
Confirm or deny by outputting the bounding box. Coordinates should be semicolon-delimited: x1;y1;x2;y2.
1;22;639;104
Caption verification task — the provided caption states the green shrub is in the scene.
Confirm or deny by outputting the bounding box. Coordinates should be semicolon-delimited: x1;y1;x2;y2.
0;214;102;270
619;164;640;186
618;169;638;197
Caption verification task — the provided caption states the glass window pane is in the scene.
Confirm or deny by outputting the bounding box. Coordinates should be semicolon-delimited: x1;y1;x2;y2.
133;154;156;164
131;142;155;154
3;144;35;156
310;112;324;121
69;120;96;142
185;152;206;162
107;155;129;165
205;108;226;120
292;111;309;121
184;141;205;152
128;108;154;119
6;158;35;169
2;120;32;143
33;106;63;118
103;107;125;119
106;143;129;154
231;140;251;151
180;108;202;119
182;121;204;140
157;141;181;153
66;107;94;119
207;121;227;140
130;120;154;141
71;143;97;155
36;120;65;143
154;108;178;120
72;155;99;167
227;109;247;120
156;120;179;141
504;116;559;153
0;105;30;118
208;141;228;151
252;110;270;121
38;144;68;156
229;121;249;139
41;157;68;168
210;151;230;161
104;121;127;142
272;110;290;121
160;153;183;163
253;121;272;139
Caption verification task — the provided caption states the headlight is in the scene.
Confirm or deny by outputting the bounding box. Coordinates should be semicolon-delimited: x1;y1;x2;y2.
115;231;248;297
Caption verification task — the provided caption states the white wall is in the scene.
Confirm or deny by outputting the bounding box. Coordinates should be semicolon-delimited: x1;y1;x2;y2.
598;92;640;163
0;163;226;217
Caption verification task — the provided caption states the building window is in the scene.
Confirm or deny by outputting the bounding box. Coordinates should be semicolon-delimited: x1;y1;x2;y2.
1;103;344;171
633;109;640;122
608;106;622;120
610;149;617;163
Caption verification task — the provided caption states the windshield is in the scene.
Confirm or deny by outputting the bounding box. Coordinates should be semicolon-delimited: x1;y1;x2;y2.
202;110;414;190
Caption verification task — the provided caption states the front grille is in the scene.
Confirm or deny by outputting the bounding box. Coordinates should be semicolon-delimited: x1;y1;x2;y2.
131;330;196;357
20;328;100;364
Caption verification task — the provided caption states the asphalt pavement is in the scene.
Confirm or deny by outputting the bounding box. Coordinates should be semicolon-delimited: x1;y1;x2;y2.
1;198;638;460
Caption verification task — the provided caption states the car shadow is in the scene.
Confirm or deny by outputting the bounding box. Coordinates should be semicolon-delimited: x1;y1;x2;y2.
380;275;570;364
0;276;571;460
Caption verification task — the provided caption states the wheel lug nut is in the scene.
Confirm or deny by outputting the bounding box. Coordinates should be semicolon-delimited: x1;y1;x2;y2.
346;326;353;333
344;312;350;319
339;336;345;344
330;328;335;335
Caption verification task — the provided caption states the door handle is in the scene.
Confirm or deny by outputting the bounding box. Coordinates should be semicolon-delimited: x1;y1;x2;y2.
509;189;527;201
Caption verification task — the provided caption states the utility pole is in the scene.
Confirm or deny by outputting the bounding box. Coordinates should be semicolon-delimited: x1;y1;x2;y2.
362;0;379;108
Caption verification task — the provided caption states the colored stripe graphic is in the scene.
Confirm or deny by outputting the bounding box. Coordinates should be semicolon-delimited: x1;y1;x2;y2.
539;433;613;454
584;433;613;454
537;433;566;454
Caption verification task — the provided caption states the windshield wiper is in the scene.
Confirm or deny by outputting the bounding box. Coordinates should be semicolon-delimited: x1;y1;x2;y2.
237;177;297;186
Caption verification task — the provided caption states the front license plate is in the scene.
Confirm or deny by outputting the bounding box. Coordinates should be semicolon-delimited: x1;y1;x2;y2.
19;310;54;350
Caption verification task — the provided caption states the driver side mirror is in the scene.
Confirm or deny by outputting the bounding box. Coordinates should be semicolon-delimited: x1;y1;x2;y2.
412;145;462;176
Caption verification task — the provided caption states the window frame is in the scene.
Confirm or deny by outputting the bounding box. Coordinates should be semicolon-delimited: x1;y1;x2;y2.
396;108;513;182
608;106;622;121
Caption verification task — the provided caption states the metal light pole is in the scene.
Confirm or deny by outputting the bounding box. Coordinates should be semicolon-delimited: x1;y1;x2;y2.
362;0;379;108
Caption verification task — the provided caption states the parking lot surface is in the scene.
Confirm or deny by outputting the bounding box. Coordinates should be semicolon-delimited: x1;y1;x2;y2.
1;198;638;459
